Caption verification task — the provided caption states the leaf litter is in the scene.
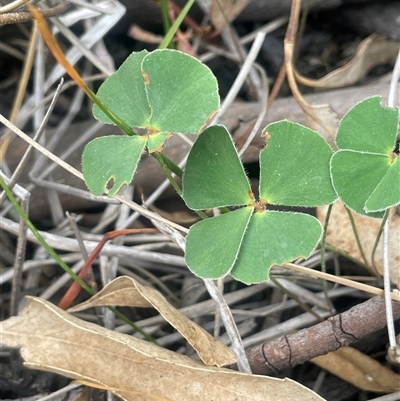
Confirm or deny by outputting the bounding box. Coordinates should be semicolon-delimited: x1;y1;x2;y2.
68;276;237;367
1;297;325;401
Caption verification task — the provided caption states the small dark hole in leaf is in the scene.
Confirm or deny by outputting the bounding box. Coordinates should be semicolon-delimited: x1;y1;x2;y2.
106;178;115;190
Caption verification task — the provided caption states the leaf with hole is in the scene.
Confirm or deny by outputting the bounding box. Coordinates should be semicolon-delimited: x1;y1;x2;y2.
330;96;400;216
82;135;147;197
83;49;220;196
183;122;335;283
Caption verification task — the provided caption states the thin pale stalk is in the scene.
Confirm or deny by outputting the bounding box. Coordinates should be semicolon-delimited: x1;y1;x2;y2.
213;31;267;124
0;23;38;162
0;78;63;206
370;209;390;275
344;206;369;266
284;262;400;302
320;204;335;314
10;194;29;316
383;218;396;348
204;279;252;373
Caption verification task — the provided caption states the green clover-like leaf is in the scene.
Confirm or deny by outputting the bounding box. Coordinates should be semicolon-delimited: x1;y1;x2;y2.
330;151;389;218
365;156;400;212
182;125;252;209
231;211;323;284
82;135;147;197
185;207;253;279
183;122;335;283
330;96;400;216
260;121;337;206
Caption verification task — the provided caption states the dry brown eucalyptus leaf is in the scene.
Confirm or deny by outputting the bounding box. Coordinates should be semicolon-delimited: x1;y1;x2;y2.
209;0;251;32
317;201;400;288
312;346;400;392
295;35;399;89
1;297;326;401
68;276;237;367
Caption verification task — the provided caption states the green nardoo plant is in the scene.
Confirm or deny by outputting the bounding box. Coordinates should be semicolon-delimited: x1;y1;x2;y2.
81;49;399;286
330;96;400;218
182;124;337;284
82;49;219;196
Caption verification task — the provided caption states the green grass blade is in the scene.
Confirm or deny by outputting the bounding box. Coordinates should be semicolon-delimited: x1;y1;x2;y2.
159;0;196;49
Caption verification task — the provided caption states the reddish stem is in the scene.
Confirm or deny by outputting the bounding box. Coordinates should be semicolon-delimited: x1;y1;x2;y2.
58;228;159;310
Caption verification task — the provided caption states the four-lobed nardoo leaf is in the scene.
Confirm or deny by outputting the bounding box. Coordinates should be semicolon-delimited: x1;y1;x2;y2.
183;121;336;284
185;207;253;278
82;49;219;196
231;211;323;284
183;125;252;210
330;96;400;216
260;121;337;207
82;135;147;197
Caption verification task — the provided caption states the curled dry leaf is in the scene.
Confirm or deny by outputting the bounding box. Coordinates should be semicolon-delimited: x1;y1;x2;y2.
312;346;400;393
68;276;237;367
295;35;399;89
317;201;400;288
1;297;326;401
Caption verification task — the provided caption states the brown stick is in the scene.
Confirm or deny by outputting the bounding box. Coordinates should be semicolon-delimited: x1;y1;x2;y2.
246;296;400;375
0;3;70;27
